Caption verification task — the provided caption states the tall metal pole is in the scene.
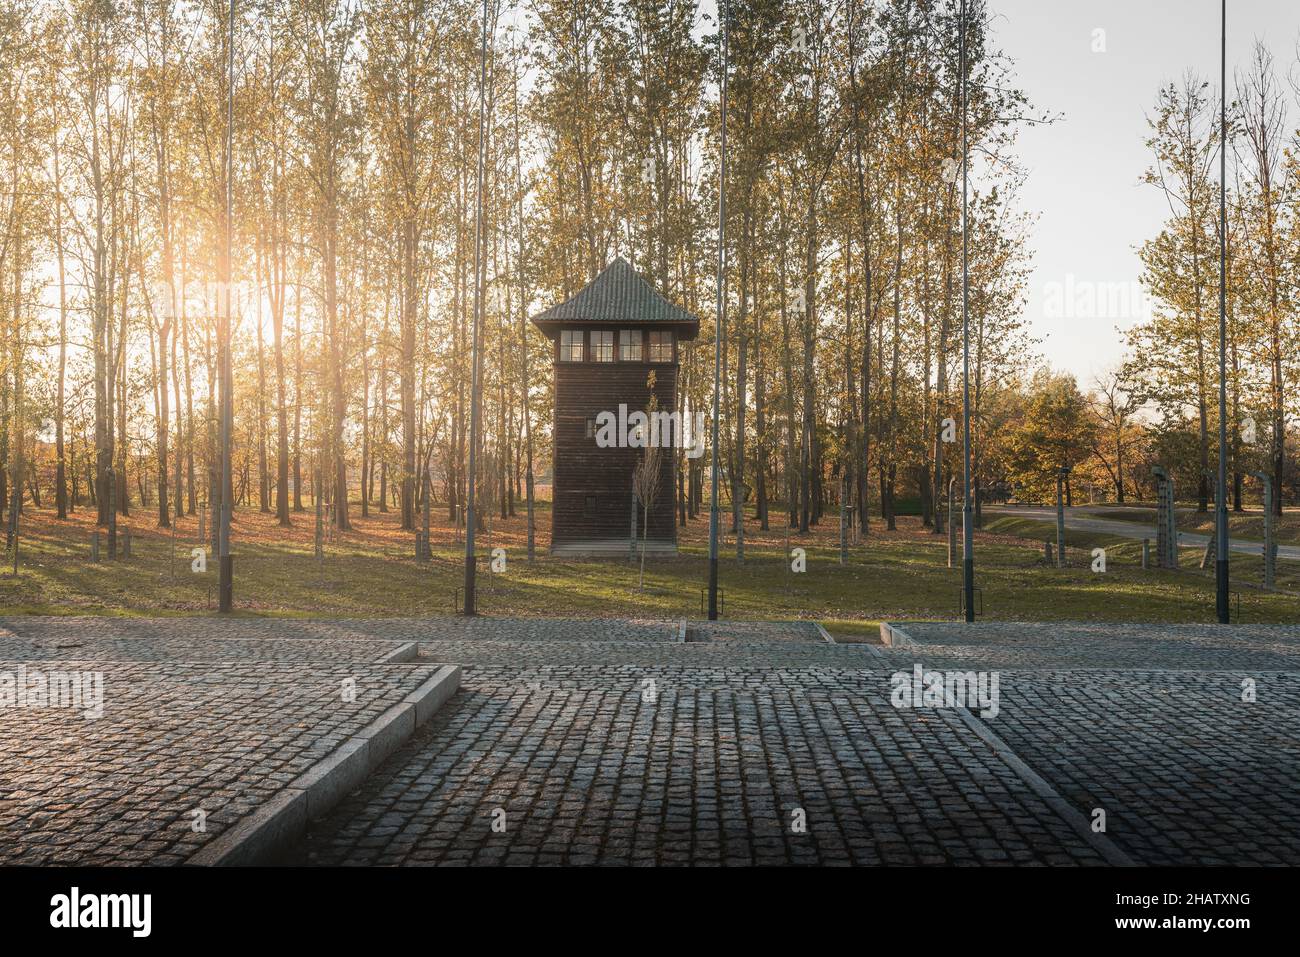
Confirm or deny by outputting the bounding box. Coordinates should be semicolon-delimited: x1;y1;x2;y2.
463;0;489;616
707;0;728;622
960;0;974;622
1215;0;1229;623
218;0;234;612
513;43;535;564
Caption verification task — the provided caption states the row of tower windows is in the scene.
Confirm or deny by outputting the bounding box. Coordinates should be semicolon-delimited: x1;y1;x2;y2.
560;329;673;363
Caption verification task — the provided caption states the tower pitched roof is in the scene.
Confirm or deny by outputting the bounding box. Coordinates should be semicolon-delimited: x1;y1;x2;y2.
531;257;700;339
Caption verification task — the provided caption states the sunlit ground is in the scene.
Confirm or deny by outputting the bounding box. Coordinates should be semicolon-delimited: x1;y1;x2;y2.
0;496;1296;624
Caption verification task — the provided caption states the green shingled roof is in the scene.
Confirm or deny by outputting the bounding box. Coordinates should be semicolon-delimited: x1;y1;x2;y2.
531;257;700;339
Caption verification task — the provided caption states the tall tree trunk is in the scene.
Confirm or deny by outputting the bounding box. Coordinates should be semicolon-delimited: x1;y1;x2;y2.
53;118;69;520
256;263;270;513
292;265;304;512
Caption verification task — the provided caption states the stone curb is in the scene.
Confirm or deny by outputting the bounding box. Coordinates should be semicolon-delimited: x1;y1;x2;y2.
186;664;461;866
878;622;919;648
378;641;418;663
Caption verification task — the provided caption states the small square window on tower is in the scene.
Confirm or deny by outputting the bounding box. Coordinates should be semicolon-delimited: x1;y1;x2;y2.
619;329;642;361
590;330;614;362
648;330;673;362
560;329;584;362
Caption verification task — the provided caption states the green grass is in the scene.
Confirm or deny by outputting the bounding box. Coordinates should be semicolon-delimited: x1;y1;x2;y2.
820;618;884;643
1;505;1297;624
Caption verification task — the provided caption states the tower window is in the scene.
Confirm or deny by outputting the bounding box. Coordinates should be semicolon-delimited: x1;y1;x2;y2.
648;330;673;362
619;329;643;361
560;330;584;362
590;330;614;362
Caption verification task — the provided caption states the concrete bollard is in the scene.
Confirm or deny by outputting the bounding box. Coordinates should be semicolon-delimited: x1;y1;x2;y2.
1142;538;1150;570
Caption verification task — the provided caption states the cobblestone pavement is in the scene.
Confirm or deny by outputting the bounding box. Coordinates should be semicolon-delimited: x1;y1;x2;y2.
882;623;1300;864
290;663;1106;866
5;616;1298;866
683;620;826;642
974;670;1300;865
0;657;440;865
290;620;1300;866
415;639;879;668
884;621;1300;671
0;631;410;664
0;616;678;644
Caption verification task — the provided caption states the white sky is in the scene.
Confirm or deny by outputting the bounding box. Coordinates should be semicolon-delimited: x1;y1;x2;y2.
989;0;1300;383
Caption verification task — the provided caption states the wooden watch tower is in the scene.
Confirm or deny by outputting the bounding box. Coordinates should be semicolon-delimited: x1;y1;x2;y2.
531;257;700;556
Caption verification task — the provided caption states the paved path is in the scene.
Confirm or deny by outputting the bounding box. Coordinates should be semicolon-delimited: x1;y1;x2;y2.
0;656;442;864
290;618;1300;866
6;616;1299;866
887;621;1300;670
0;616;682;645
995;506;1300;560
290;660;1106;866
983;670;1300;865
884;622;1300;866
